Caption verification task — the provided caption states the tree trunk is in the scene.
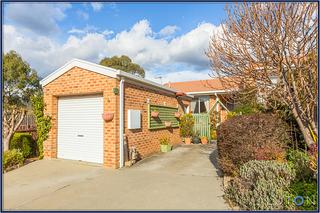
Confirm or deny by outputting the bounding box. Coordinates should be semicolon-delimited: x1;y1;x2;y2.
310;120;318;141
292;107;315;147
2;110;26;152
3;135;12;151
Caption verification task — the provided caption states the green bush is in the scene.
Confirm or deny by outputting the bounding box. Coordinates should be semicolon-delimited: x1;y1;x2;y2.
227;103;261;118
31;93;51;159
3;149;24;171
9;132;36;158
287;181;318;210
217;113;290;176
159;137;170;145
286;149;314;182
225;160;295;210
210;129;217;140
179;113;194;138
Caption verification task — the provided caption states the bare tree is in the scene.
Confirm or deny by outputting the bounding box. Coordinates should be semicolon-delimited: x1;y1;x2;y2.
207;2;318;147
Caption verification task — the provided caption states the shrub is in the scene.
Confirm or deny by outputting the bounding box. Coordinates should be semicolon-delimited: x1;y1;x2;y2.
179;113;194;137
307;144;318;175
264;99;306;150
227;103;261;118
255;142;286;162
31;93;51;159
159;137;170;145
226;111;237;119
9;132;36;158
210;110;221;128
217;113;290;176
287;181;318;210
286;149;314;181
225;160;295;210
3;149;24;171
210;129;217;140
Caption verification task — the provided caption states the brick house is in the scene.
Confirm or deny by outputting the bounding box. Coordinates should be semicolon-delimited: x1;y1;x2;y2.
165;78;236;125
40;59;193;168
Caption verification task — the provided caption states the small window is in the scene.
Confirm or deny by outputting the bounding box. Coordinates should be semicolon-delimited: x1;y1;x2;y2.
191;96;210;114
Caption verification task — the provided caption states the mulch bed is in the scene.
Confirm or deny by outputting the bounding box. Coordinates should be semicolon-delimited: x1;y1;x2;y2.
3;157;38;173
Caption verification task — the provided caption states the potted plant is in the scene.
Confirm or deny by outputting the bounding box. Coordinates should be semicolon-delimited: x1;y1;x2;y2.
179;113;194;145
174;112;181;118
151;110;159;118
164;121;172;127
102;112;114;122
211;129;217;140
160;137;172;152
200;136;208;144
193;132;200;144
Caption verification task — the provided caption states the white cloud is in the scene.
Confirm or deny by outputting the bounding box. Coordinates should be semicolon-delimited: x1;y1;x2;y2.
3;20;222;80
158;25;179;37
105;20;221;69
102;29;114;37
68;28;85;34
68;25;99;35
5;3;71;35
91;3;103;12
76;10;89;20
3;24;106;76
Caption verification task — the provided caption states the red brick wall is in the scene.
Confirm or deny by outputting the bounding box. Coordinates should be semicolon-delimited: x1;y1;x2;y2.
43;66;189;168
209;95;217;110
123;82;187;158
43;67;119;168
209;95;228;122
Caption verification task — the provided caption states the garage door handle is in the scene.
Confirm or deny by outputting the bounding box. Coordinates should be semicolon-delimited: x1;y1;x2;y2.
77;134;84;137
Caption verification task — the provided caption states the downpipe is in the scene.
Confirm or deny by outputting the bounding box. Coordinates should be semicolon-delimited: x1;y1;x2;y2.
119;79;125;168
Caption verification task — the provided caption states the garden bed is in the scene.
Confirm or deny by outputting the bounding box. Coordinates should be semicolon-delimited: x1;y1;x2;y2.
4;157;38;173
217;112;318;210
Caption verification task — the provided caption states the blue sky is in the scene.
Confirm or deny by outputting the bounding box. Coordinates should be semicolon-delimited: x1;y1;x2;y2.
3;2;227;83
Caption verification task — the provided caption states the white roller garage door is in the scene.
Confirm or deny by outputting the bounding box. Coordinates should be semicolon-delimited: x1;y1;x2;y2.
57;95;104;164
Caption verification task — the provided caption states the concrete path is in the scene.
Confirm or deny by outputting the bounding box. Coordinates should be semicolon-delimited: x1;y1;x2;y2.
3;144;228;210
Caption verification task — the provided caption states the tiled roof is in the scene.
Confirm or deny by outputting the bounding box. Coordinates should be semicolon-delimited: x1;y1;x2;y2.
164;77;237;93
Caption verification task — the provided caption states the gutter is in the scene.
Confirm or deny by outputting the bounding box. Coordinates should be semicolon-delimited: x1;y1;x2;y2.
119;79;125;168
186;90;231;95
117;71;194;99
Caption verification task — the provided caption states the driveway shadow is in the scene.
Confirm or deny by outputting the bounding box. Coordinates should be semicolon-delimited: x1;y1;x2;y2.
208;142;223;177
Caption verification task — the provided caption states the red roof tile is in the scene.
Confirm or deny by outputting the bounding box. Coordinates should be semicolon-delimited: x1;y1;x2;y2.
164;77;237;93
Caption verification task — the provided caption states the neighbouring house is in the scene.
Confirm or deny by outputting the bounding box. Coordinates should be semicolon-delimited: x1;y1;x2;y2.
165;78;237;125
16;113;37;140
40;59;193;168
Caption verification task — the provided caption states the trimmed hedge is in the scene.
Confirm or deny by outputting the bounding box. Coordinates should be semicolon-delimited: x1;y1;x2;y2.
217;113;290;176
3;149;24;171
10;132;37;158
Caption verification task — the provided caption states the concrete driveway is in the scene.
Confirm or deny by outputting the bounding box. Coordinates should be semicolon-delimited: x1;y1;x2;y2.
3;144;228;210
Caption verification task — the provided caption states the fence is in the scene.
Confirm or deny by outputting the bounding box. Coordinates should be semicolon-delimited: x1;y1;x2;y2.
16;114;36;132
193;113;211;141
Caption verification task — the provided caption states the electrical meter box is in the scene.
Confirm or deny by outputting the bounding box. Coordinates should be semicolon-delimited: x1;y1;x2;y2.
127;110;141;129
